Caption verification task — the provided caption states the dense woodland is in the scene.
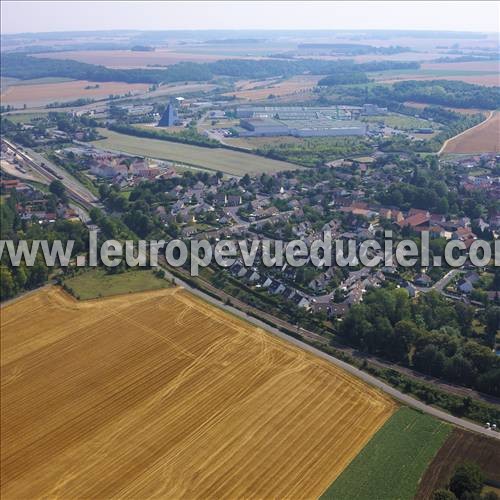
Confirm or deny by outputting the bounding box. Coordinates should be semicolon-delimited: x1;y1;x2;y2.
2;52;419;83
340;287;500;397
0;185;89;300
326;79;500;110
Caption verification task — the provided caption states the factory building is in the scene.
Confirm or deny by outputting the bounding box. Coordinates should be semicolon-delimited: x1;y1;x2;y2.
362;103;388;116
235;105;359;120
238;117;366;137
239;118;290;136
234;105;366;137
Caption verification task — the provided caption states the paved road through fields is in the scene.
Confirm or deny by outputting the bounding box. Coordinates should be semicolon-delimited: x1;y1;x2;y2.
160;266;500;440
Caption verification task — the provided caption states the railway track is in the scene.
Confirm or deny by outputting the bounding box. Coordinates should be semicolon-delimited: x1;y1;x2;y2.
1;138;98;211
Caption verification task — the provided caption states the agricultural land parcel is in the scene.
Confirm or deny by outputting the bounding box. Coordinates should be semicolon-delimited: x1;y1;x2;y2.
442;112;500;154
416;428;500;500
91;128;300;175
32;49;251;68
0;80;149;108
1;286;395;499
225;75;322;100
371;60;500;87
320;407;451;500
63;268;171;300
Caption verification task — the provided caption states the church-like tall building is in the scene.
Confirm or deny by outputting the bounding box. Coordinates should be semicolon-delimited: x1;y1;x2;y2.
158;103;177;126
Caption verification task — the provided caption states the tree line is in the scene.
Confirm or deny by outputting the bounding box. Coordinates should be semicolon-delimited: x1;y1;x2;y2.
339;287;500;397
1;52;419;84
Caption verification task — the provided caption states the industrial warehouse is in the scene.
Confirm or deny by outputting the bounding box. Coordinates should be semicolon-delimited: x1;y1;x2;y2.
234;105;369;137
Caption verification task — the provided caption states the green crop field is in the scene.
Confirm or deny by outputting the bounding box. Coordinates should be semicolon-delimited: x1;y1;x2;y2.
91;128;300;176
320;407;451;500
63;268;171;300
360;113;438;131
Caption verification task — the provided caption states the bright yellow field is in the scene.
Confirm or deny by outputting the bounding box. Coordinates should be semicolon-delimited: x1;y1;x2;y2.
1;287;395;499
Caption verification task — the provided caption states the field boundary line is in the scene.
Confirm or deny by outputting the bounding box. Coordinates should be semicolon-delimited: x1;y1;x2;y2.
438;110;494;155
161;267;500;440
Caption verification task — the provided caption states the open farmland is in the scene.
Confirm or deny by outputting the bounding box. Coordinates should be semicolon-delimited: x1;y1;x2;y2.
373;71;499;87
0;79;149;108
404;101;487;115
320;407;451;500
1;287;395;499
33;49;242;68
416;429;500;500
92;128;300;175
442;111;500;154
421;60;500;73
225;75;322;100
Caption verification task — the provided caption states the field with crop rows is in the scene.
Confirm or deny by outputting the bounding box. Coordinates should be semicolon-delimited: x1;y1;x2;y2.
321;407;451;500
442;112;500;154
0;80;149;108
92;128;300;175
1;286;395;499
416;429;500;499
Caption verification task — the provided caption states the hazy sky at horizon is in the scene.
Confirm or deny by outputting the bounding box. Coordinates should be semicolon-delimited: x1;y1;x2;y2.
1;1;499;35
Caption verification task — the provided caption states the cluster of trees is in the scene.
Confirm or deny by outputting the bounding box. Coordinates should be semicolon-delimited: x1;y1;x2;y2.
318;71;370;86
297;43;410;55
387;80;500;109
1;53;213;84
329;79;499;110
98;170;224;239
256;136;372;167
378;167;453;214
0;184;88;301
378;161;499;218
372;106;484;153
433;463;497;500
339;287;500;396
2;52;419;85
0;113;100;148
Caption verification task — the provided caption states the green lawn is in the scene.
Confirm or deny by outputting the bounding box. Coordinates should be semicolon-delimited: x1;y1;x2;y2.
92;128;300;176
3;112;50;124
320;407;451;500
63;268;171;300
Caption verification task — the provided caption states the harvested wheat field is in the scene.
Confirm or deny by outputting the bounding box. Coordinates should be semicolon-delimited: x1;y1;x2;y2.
226;75;322;100
33;49;237;68
1;286;395;499
442;112;500;154
0;80;149;108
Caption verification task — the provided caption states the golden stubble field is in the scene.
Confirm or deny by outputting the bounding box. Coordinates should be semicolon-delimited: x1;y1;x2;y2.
1;287;395;499
0;80;149;108
226;75;322;100
443;112;500;154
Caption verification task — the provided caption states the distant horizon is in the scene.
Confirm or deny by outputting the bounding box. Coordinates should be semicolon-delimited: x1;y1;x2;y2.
1;1;498;35
2;27;499;37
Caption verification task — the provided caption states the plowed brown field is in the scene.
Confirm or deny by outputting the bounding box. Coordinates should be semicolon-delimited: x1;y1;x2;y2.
415;429;500;499
1;287;395;499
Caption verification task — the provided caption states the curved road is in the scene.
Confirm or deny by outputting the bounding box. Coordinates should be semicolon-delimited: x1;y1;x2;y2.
438;110;494;156
4;136;497;438
162;267;500;440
